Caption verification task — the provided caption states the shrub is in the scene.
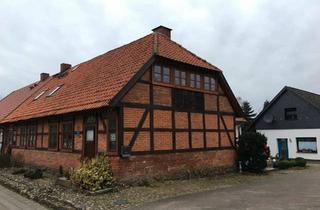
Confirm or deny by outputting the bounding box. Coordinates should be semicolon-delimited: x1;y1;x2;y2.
70;155;116;191
24;168;43;179
294;157;307;167
278;160;296;169
237;132;269;173
0;154;11;168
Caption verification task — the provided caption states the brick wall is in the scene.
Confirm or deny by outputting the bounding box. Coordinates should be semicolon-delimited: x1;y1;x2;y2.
204;94;217;111
175;132;189;149
175;112;188;128
222;115;234;130
191;113;203;129
219;96;233;112
154;110;172;128
205;114;218;129
110;149;236;179
153;85;171;106
123;107;149;128
124;131;150;151
12;148;81;169
192;132;204;148
154;132;172;150
122;83;150;104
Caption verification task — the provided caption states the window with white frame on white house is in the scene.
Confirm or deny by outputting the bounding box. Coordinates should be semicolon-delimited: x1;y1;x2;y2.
296;137;317;153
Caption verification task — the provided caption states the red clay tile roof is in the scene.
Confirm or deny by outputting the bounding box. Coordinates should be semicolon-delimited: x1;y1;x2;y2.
1;32;220;123
0;78;51;121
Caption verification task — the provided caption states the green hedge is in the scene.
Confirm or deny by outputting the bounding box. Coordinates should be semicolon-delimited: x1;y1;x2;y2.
294;157;307;167
278;157;307;169
278;160;296;169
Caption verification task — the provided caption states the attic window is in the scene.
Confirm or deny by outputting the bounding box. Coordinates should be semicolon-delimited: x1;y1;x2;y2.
204;76;216;91
47;85;63;97
153;65;170;83
284;108;297;120
34;90;46;100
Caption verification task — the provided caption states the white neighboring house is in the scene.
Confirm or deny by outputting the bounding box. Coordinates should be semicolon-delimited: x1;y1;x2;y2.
253;86;320;160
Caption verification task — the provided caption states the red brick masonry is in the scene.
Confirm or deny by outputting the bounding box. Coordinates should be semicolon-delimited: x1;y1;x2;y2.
12;148;235;179
12;148;82;169
110;149;236;178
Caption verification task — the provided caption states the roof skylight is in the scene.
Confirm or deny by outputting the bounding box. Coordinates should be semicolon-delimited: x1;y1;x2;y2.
33;90;46;100
71;65;80;71
47;85;63;97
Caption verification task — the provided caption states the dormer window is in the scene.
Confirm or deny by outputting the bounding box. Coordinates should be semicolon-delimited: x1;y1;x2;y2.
47;85;63;97
34;90;46;100
285;108;297;120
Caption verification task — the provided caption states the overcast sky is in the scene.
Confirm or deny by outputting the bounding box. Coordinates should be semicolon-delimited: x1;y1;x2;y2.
1;0;319;112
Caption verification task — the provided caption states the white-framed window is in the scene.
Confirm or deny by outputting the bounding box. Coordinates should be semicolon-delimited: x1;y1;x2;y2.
296;137;317;153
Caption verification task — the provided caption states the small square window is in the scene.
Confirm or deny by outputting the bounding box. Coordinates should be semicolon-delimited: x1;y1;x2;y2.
285;108;297;120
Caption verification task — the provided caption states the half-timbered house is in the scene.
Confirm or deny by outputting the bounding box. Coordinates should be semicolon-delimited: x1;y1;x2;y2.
0;26;243;178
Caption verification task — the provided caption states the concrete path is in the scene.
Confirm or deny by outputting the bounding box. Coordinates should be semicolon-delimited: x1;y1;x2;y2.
136;166;320;210
0;184;47;210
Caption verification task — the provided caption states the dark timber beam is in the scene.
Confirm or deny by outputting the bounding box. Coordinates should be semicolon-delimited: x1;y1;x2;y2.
128;109;149;149
220;115;235;148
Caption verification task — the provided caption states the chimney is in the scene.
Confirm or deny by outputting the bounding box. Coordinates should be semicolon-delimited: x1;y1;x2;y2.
60;63;72;73
40;73;49;81
152;25;172;39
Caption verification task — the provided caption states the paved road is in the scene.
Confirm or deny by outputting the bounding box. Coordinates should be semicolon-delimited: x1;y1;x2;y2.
136;166;320;210
0;184;47;210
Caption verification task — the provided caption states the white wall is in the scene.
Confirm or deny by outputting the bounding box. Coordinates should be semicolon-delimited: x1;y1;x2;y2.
257;129;320;160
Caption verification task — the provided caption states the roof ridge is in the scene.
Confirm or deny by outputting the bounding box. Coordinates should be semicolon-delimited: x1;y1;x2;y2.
156;32;220;71
0;80;45;104
66;33;155;73
286;86;320;97
0;77;52;121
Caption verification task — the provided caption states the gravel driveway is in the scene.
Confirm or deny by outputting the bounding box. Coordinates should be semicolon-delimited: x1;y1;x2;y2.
135;165;320;210
0;184;47;210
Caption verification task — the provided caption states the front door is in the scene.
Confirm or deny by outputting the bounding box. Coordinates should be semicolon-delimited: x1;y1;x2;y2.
84;116;97;158
277;138;288;160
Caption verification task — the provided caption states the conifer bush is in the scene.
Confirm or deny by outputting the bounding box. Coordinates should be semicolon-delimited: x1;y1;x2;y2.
237;132;269;173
